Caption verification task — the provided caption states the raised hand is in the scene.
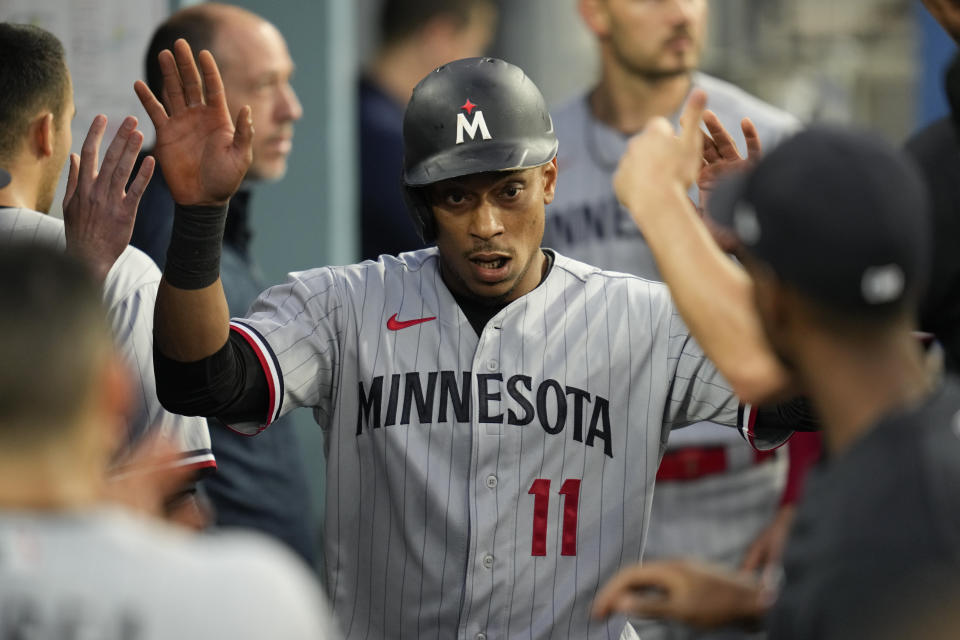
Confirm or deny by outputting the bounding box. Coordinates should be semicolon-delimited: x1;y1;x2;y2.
63;114;155;284
698;111;762;207
613;89;707;228
134;38;253;207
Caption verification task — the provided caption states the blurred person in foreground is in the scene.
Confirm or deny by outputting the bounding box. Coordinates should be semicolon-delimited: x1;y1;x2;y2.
130;3;317;567
0;243;339;639
358;0;496;260
0;22;213;521
593;94;960;640
543;5;813;638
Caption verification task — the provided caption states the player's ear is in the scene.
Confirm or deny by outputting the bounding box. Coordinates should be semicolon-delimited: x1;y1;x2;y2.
579;0;612;38
27;112;56;159
542;157;558;204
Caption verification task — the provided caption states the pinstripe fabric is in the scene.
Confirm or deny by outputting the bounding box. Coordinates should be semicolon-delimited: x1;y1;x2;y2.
233;248;759;640
545;74;799;640
0;207;212;468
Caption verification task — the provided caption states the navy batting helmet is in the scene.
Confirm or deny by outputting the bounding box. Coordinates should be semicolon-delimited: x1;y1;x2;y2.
401;57;558;242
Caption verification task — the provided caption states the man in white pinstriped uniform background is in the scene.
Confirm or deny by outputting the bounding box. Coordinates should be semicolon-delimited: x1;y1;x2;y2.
544;4;799;637
137;42;804;639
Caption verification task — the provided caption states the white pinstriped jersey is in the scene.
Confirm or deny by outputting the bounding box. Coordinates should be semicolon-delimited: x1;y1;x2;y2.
230;248;781;640
0;207;213;470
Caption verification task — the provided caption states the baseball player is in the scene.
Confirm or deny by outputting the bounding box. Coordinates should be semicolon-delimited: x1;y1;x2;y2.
595;104;960;640
0;24;212;479
543;6;801;637
0;243;339;640
138;42;800;639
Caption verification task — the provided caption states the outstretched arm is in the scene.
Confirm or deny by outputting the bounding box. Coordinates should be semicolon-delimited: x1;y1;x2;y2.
134;38;253;362
613;91;792;404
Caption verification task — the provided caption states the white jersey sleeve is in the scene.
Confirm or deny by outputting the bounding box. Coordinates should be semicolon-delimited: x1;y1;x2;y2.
661;305;789;450
0;208;212;470
227;266;344;434
663;308;742;430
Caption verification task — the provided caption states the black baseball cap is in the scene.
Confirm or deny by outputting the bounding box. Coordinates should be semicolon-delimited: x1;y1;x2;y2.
710;126;931;313
0;168;10;189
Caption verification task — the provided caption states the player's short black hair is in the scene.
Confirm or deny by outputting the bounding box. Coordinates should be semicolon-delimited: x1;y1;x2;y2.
145;8;219;100
379;0;494;47
0;243;112;442
0;23;69;163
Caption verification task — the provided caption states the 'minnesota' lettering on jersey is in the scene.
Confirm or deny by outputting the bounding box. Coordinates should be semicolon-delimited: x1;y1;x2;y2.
357;370;613;457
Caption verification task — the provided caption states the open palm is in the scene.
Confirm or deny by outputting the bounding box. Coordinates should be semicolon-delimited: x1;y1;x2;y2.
697;110;762;212
135;38;252;206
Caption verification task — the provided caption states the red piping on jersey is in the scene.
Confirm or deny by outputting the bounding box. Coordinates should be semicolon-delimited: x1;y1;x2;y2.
181;459;218;471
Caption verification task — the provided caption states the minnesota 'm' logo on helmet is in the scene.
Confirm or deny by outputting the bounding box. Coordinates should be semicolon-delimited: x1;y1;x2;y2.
455;98;492;144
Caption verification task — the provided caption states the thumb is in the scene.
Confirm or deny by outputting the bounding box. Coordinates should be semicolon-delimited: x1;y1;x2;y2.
233;105;254;156
63;153;80;209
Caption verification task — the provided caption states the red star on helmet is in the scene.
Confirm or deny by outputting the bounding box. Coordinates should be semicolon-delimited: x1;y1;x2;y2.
460;99;476;115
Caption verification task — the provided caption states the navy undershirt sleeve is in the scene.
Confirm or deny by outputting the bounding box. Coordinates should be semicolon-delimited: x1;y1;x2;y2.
154;332;270;426
756;396;820;433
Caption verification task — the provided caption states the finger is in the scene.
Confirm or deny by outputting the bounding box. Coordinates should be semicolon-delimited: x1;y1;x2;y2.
608;590;672;618
701;130;721;164
703;110;740;160
740;540;766;573
63;153;80;208
134;80;168;126
198;49;228;111
741;117;762;160
593;565;671;617
157;48;186;114
99;117;137;194
233;104;254;151
79;115;108;184
124;155;155;211
173;39;204;107
678;89;707;157
110;127;145;198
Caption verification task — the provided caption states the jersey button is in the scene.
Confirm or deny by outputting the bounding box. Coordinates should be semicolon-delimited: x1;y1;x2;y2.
482;554;494;569
486;359;498;371
486;475;498;489
476;634;487;640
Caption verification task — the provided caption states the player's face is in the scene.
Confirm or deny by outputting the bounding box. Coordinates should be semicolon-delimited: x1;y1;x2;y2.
38;76;75;214
216;18;302;182
430;160;558;304
601;0;707;78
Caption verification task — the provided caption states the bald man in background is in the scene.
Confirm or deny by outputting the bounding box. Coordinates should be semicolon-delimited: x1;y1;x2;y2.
130;4;317;568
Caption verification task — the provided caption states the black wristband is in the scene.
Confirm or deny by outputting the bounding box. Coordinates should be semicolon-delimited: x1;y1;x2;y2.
163;202;228;289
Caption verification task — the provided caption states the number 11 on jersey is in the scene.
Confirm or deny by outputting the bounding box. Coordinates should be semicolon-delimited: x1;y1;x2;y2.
528;478;581;556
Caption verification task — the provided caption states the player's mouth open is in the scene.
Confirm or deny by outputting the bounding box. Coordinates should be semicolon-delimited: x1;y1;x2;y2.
469;254;511;282
473;257;508;269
